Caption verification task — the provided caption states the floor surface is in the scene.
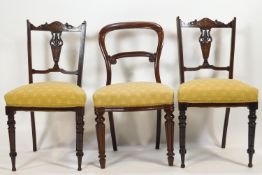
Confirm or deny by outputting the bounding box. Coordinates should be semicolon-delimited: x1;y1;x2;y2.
0;144;262;175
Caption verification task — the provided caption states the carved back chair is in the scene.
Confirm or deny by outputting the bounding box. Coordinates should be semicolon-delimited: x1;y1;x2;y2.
176;17;258;168
93;22;175;168
4;20;86;171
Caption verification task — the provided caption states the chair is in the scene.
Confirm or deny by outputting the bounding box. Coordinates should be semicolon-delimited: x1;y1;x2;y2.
93;22;175;168
4;20;86;171
176;16;258;168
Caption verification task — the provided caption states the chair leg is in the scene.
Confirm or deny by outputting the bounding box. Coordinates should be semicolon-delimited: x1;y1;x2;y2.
6;109;17;171
95;109;106;169
155;109;161;149
108;112;117;151
30;112;37;152
164;107;174;166
247;104;257;168
76;108;85;171
179;104;187;168
221;108;230;148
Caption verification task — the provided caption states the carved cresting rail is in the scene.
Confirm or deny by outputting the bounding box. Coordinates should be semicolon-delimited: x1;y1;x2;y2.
179;18;234;72
29;21;83;75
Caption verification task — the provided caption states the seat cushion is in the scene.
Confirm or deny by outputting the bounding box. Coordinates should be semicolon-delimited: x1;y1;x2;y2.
178;78;258;103
93;82;174;107
5;81;86;108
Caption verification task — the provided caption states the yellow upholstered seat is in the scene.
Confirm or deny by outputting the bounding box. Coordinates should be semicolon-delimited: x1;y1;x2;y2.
178;78;258;103
93;82;174;107
5;81;86;108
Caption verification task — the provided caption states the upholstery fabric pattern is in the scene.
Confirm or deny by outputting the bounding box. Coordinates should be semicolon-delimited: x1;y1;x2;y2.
5;81;86;107
93;82;174;107
178;78;258;103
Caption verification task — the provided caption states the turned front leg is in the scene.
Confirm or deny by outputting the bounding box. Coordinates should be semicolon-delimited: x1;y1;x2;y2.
76;109;85;171
7;109;17;171
95;109;106;169
164;107;175;166
179;105;187;168
247;105;257;168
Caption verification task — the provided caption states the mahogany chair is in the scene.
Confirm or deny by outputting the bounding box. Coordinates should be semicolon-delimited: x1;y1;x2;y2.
93;22;175;168
176;16;258;168
4;20;86;171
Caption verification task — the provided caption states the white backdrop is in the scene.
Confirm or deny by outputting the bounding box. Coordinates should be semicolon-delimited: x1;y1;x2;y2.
0;0;262;173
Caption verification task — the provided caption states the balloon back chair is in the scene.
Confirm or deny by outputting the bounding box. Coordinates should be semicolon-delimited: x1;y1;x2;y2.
4;20;86;171
176;16;258;168
93;22;175;168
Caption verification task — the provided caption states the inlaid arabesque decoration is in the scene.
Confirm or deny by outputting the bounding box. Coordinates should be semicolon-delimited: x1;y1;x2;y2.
50;32;63;69
188;18;230;66
31;21;76;69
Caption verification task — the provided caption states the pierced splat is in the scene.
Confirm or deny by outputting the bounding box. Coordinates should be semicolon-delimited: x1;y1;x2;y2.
199;29;212;66
50;32;63;69
182;17;233;67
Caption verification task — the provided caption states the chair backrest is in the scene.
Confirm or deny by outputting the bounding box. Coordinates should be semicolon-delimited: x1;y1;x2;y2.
98;22;164;85
27;20;86;86
176;16;236;83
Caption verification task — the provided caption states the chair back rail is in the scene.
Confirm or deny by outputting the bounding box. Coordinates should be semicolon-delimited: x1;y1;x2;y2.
98;22;164;85
176;17;236;83
27;20;86;86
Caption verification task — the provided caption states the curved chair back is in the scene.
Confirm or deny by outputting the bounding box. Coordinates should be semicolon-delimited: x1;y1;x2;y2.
99;22;164;85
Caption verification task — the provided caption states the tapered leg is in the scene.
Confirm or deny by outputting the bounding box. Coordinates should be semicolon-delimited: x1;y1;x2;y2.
108;112;117;151
6;109;17;171
30;112;37;151
155;109;161;149
95;109;106;169
76;108;85;171
221;108;230;148
247;104;257;168
179;104;187;168
164;107;174;166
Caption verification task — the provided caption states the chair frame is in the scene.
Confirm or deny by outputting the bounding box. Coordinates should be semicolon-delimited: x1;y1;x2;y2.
5;20;86;171
176;16;258;168
95;22;175;168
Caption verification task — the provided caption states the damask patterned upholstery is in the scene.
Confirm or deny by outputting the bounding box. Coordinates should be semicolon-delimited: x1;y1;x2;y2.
5;81;86;107
93;82;174;107
178;78;258;103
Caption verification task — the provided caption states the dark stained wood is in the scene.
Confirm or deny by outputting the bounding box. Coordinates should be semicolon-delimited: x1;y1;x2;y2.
164;107;175;166
96;22;174;168
6;109;17;171
30;112;37;151
95;109;106;169
176;17;258;168
221;108;230;148
176;17;236;83
5;20;86;171
179;102;257;108
247;104;258;167
155;109;161;149
178;104;187;168
109;51;156;64
96;104;174;112
184;65;230;71
99;21;164;85
27;20;86;86
108;112;117;151
76;108;85;171
29;21;83;32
